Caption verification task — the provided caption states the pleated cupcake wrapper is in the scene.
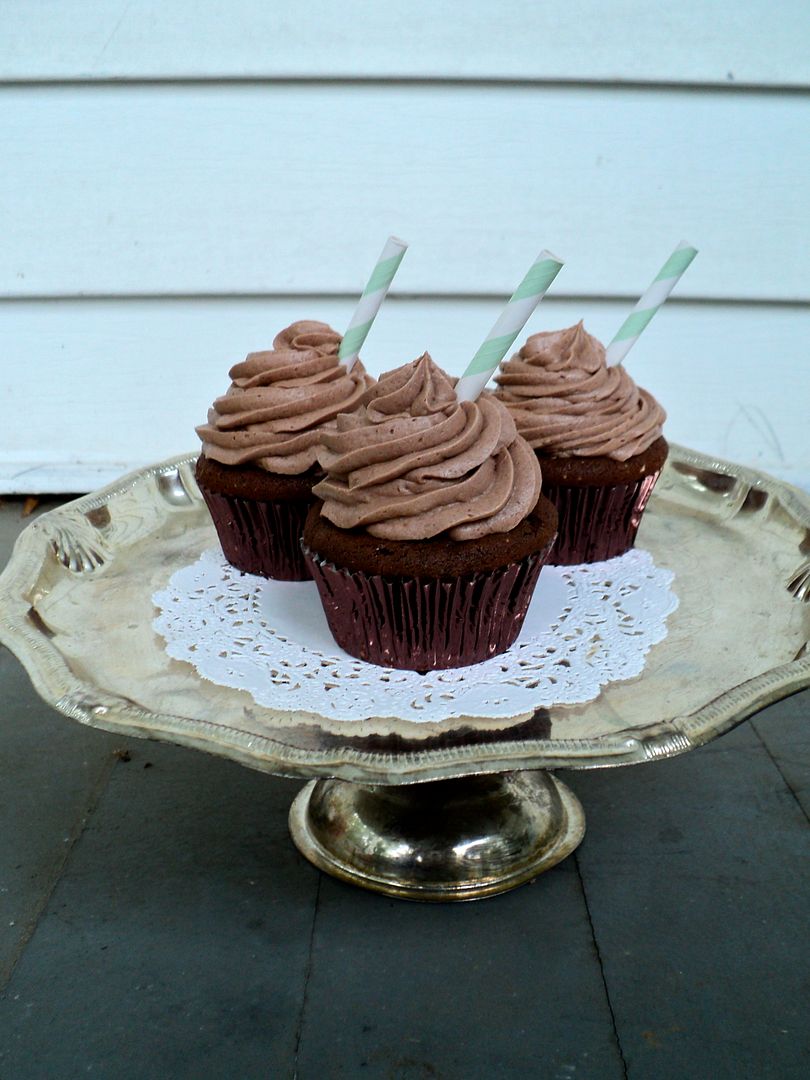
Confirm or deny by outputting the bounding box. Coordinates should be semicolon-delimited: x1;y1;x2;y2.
541;470;662;566
198;484;313;581
302;541;554;671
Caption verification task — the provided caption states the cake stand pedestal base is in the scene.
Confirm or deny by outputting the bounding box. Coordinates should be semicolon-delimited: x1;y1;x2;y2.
288;771;586;902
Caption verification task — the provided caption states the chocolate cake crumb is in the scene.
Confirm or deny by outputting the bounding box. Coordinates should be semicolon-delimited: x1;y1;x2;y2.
537;437;668;487
195;454;321;502
303;496;558;578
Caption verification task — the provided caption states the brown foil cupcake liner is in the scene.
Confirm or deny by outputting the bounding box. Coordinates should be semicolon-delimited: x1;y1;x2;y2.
541;470;661;565
302;541;553;671
198;484;312;580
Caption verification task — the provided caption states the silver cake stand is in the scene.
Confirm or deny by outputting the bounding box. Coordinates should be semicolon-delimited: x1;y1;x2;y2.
1;447;808;901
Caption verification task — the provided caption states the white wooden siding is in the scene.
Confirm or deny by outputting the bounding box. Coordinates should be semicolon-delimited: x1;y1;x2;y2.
3;298;807;493
1;2;808;87
1;3;808;492
2;84;808;301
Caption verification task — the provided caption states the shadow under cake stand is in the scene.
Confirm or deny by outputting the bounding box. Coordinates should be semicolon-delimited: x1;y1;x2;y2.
1;447;808;901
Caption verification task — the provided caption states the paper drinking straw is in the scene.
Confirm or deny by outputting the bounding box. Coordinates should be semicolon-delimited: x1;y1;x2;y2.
455;250;564;402
338;236;408;371
605;241;698;367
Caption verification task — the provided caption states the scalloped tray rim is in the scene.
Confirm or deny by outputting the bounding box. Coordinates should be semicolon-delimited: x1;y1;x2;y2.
0;444;808;785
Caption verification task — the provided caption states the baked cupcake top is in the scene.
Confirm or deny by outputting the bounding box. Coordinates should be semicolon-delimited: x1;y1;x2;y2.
494;321;666;462
196;321;374;475
313;352;542;541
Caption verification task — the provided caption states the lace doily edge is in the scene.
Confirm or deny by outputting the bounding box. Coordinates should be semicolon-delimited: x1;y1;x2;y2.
151;588;680;734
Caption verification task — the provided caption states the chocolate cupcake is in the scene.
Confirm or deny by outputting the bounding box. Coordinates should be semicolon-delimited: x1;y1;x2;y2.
195;321;374;580
302;353;558;670
495;321;667;565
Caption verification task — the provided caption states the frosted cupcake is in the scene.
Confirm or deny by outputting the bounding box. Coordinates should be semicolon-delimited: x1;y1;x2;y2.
495;321;667;564
302;353;558;670
196;321;373;580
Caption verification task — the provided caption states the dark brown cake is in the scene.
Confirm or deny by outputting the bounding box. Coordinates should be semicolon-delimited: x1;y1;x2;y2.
303;496;558;670
195;456;319;580
495;322;670;565
194;320;375;581
196;454;319;502
537;437;668;487
536;438;669;565
304;352;560;670
302;495;558;578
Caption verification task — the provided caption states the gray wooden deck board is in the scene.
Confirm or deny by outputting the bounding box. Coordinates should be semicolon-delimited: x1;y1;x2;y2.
566;713;810;1080
753;693;810;821
0;646;116;988
0;739;317;1080
0;499;808;1078
0;500;120;990
295;863;624;1079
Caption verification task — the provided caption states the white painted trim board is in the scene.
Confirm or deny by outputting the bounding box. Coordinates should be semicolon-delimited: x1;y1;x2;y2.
2;84;808;301
1;1;808;87
2;297;807;492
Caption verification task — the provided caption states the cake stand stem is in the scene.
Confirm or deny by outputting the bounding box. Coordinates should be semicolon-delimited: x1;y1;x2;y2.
288;770;585;902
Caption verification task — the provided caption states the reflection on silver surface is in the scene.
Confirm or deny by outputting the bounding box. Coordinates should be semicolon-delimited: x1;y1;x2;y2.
0;445;808;785
155;465;197;507
787;562;810;602
289;771;586;901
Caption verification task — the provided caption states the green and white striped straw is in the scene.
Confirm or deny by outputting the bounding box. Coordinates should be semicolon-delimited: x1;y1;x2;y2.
338;236;408;372
455;249;564;402
605;241;698;367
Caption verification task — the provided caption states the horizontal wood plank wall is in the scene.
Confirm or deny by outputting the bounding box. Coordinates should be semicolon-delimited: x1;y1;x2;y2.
3;299;807;492
2;84;808;301
1;3;808;492
1;1;808;87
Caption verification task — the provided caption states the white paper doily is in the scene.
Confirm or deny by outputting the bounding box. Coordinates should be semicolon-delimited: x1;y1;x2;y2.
152;549;678;723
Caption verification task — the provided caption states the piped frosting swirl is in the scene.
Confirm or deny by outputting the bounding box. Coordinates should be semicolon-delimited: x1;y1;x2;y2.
314;353;542;540
495;321;665;461
196;320;373;475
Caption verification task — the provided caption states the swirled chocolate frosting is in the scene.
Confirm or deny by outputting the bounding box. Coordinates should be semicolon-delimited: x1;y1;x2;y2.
196;321;374;475
495;322;665;461
313;353;542;540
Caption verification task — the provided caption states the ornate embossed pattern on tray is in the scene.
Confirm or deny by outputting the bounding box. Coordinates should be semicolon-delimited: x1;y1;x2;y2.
0;446;808;785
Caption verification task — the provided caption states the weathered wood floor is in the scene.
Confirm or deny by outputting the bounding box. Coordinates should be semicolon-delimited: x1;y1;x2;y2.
1;499;808;1079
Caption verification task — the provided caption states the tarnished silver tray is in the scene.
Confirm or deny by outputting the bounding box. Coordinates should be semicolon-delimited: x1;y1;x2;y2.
1;446;808;900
